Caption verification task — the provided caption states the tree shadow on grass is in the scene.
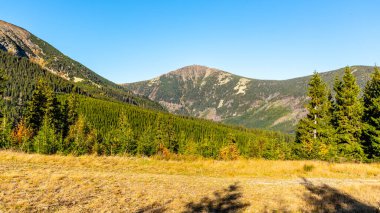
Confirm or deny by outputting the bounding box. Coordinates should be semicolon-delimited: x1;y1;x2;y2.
183;182;250;213
301;178;379;213
135;200;171;213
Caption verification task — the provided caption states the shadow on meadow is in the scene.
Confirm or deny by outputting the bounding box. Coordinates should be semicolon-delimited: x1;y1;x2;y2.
135;182;249;213
301;178;379;213
135;200;172;213
183;182;250;213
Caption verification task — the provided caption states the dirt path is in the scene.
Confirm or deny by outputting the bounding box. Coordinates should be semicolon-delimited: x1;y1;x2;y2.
244;178;380;186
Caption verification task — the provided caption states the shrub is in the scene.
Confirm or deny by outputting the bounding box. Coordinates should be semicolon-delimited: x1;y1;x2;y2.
219;144;240;160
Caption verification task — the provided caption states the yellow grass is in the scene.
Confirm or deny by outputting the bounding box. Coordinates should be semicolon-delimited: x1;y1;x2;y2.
0;150;379;212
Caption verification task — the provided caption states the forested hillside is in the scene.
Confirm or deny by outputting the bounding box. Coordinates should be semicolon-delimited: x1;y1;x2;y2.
0;47;294;160
0;77;294;160
124;65;374;133
0;20;163;111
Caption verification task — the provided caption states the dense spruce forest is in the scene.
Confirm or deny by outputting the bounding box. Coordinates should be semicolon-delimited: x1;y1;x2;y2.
0;50;164;114
0;50;294;160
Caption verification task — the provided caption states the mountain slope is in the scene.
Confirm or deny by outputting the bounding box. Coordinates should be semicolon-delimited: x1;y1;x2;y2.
123;65;375;133
0;20;163;110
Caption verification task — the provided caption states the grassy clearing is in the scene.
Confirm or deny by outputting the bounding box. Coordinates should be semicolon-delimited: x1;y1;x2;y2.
0;150;379;212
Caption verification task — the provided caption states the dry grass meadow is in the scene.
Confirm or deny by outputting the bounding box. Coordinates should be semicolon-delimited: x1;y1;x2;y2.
0;150;380;212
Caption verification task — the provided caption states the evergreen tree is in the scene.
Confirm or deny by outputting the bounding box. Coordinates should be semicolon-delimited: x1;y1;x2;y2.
332;67;365;160
0;115;13;149
106;112;135;155
362;67;380;159
45;87;63;134
65;115;92;155
0;69;7;119
0;68;9;148
61;90;78;138
67;89;79;125
295;72;335;159
153;115;167;154
33;115;58;154
25;80;48;134
166;116;179;153
136;127;155;156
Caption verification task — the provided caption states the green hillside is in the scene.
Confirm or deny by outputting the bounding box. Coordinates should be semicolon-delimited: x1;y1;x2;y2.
0;51;294;159
0;20;163;111
0;30;294;160
124;65;374;133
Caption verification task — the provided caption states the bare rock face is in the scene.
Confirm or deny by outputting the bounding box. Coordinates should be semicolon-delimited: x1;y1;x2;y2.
123;65;374;133
0;20;101;85
0;20;42;58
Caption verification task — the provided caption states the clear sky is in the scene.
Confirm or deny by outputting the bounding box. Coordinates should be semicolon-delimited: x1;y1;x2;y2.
1;0;380;83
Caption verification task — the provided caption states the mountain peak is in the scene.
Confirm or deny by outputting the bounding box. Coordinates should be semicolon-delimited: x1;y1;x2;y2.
0;20;26;32
0;20;41;58
167;65;229;80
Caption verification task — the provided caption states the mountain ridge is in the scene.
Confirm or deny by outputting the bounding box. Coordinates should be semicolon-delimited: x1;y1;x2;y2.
123;65;375;132
0;19;163;110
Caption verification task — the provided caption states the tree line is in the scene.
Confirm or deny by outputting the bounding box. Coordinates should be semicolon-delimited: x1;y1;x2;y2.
296;67;380;161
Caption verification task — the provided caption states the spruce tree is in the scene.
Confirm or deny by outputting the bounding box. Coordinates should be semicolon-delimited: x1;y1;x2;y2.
166;116;178;153
67;89;78;125
62;91;78;138
33;115;58;154
153;115;167;154
45;87;62;134
106;112;135;155
295;72;334;159
65;115;94;155
0;115;13;149
25;80;47;134
0;69;9;148
136;127;155;156
0;69;7;119
332;67;364;160
362;67;380;159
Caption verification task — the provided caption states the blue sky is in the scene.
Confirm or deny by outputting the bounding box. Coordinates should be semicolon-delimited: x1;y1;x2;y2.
1;0;380;83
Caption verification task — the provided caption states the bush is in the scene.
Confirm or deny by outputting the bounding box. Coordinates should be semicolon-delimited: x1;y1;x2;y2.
219;144;240;160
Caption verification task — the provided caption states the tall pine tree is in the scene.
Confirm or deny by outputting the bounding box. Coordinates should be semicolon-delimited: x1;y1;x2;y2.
45;87;62;134
0;68;9;148
332;67;364;160
0;69;6;119
362;67;380;159
295;72;334;159
25;79;48;134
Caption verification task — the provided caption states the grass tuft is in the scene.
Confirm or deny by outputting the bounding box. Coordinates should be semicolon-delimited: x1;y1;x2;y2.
303;164;315;172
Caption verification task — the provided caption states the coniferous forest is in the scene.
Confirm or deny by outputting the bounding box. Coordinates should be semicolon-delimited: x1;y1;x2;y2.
0;49;380;161
296;67;380;161
0;50;294;160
